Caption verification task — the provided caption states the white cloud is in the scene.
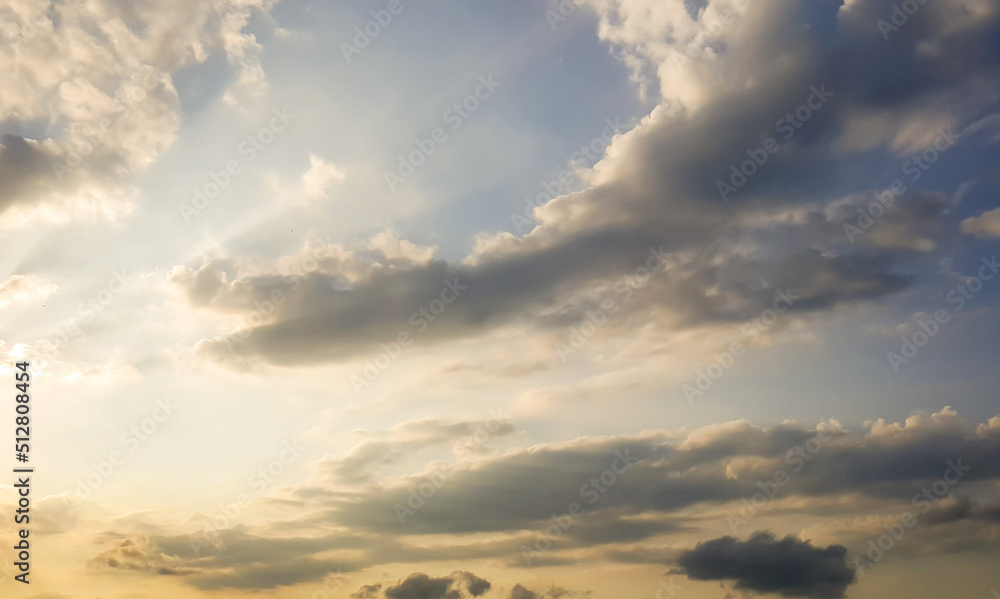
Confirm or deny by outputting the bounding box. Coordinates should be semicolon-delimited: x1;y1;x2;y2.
0;0;279;228
961;207;1000;238
302;154;347;201
368;228;437;265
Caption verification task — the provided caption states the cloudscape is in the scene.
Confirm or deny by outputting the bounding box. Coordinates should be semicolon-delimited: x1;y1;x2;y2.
0;0;999;598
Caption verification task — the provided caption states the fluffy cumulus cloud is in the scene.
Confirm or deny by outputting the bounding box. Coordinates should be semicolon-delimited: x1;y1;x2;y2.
0;0;277;228
962;207;1000;238
303;154;348;201
166;0;1000;371
677;532;855;599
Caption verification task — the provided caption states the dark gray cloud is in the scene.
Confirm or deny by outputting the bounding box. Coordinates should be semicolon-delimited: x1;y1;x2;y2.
458;572;493;596
508;583;581;599
383;572;491;599
0;133;131;220
510;584;538;599
353;584;384;599
677;532;855;599
0;135;49;212
922;496;1000;525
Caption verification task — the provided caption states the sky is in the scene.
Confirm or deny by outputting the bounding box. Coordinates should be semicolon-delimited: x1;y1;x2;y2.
0;0;999;597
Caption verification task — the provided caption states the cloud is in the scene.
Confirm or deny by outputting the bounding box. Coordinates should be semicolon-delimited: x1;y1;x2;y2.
0;0;279;228
510;584;538;599
383;572;491;599
217;5;271;108
508;584;581;599
189;557;348;590
147;526;365;590
75;410;1000;592
313;415;513;485
677;532;855;599
0;133;140;229
303;154;347;201
369;229;438;266
317;409;998;539
354;584;384;599
0;274;56;310
168;0;1000;369
962;207;1000;238
89;536;198;576
0;340;140;388
921;496;1000;525
458;572;492;596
